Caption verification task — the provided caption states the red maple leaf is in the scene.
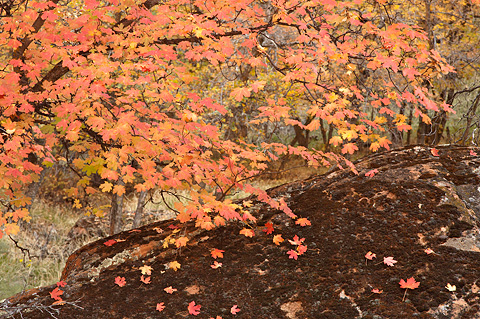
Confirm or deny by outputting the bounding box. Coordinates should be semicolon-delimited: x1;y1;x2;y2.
50;287;63;301
262;222;274;234
188;301;201;315
431;148;439;156
104;239;117;246
365;169;378;178
56;281;67;287
114;276;126;287
287;250;298;260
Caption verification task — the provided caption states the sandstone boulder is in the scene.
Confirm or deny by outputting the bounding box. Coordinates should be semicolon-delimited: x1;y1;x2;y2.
2;145;480;318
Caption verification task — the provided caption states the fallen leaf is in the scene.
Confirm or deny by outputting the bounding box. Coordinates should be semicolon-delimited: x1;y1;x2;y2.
164;286;177;294
445;283;456;292
139;265;152;275
372;288;383;294
169;261;181;271
50;287;63;301
114;276;126;287
399;277;420;289
273;234;284;245
239;228;255;237
287;250;298;260
140;275;151;284
153;227;164;233
288;235;305;246
431;148;439;156
56;281;67;287
365;169;379;177
211;248;224;259
156;302;165;312
104;239;117;246
262;222;274;234
399;277;420;302
231;305;240;315
297;244;307;255
383;256;397;267
295;218;311;226
211;261;222;269
424;248;434;255
188;301;201;315
470;150;477;156
365;251;376;260
175;236;189;247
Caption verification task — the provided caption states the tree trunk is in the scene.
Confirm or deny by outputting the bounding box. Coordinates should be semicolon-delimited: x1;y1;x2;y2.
132;190;147;229
109;178;125;235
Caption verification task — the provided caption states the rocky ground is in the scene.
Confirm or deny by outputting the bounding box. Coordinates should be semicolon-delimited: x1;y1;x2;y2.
2;145;480;319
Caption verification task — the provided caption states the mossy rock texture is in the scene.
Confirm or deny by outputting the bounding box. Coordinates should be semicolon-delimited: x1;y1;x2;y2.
2;145;480;319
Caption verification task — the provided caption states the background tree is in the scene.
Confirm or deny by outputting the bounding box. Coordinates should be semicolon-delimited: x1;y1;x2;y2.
0;0;453;239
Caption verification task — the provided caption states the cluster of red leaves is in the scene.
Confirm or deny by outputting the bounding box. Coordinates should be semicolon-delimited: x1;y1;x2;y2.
49;281;67;305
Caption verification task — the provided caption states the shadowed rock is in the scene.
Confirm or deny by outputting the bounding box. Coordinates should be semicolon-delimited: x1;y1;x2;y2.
2;145;480;318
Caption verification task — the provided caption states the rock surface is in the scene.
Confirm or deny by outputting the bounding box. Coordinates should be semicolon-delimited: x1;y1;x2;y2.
2;145;480;319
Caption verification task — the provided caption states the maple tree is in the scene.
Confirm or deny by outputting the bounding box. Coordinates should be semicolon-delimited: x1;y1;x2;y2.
0;0;456;240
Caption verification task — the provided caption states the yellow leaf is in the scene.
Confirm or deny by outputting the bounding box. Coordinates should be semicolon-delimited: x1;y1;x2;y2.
139;265;153;275
73;199;82;209
169;261;181;271
99;182;113;192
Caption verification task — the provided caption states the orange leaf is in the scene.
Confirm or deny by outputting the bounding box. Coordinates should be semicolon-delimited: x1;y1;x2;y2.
211;248;224;259
140;275;151;284
365;251;376;260
175;236;189;248
341;143;359;155
273;234;284;245
431;148;439;156
295;218;311;226
239;228;255;238
399;277;420;290
230;87;251;101
169;261;181;271
164;286;177;294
